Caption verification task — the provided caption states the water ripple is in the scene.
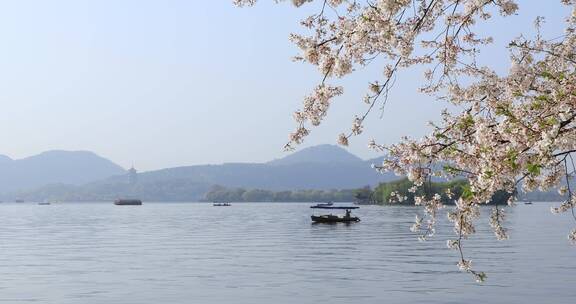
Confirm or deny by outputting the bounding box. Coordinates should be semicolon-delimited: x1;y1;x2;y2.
0;202;574;304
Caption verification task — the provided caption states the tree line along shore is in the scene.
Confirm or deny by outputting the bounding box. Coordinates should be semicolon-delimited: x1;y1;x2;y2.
203;178;518;205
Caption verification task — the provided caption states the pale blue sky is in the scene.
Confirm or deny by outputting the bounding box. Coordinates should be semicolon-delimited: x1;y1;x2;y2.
0;1;569;171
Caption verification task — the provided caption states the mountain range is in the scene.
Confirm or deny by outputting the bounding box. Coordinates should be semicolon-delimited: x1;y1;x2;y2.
4;145;396;201
0;150;126;194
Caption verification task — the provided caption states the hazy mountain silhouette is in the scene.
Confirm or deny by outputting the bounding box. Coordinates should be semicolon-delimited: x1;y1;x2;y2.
102;144;392;190
8;146;567;202
10;145;395;201
0;150;126;193
268;144;363;166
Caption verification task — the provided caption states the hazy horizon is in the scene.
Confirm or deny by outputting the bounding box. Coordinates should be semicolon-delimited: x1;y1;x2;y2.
0;1;568;171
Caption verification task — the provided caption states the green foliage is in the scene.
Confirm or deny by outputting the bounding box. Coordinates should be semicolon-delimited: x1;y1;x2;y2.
505;150;519;170
527;163;541;176
372;178;509;205
461;184;474;200
458;114;475;130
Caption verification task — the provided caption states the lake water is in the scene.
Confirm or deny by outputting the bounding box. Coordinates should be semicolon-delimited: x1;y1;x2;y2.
0;202;574;304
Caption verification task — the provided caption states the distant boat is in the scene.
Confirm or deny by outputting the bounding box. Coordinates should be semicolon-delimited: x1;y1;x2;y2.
15;199;24;203
524;201;533;205
311;202;333;208
38;202;51;205
114;199;142;206
310;205;357;210
213;203;231;207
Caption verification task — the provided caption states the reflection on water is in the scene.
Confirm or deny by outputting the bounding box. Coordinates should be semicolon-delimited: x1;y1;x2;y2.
0;202;574;304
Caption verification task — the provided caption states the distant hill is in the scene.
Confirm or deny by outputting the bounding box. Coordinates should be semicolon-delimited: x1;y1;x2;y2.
268;144;363;166
101;144;394;191
8;145;567;203
125;161;393;191
0;150;126;194
11;145;396;201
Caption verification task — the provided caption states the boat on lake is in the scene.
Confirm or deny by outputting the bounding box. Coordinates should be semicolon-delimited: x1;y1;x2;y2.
213;203;231;206
114;199;142;206
310;205;360;223
38;202;51;205
311;202;333;207
311;214;361;223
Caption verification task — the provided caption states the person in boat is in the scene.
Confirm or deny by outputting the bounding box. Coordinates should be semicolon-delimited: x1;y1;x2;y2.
345;209;351;219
